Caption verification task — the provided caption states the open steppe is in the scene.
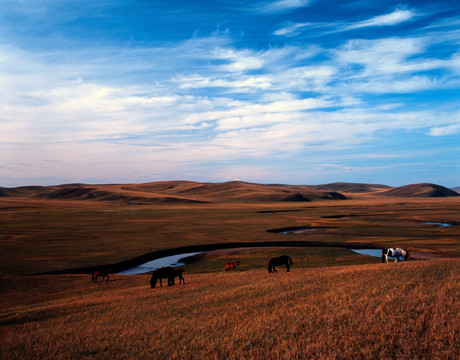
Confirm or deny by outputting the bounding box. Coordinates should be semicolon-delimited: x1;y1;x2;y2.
1;180;459;359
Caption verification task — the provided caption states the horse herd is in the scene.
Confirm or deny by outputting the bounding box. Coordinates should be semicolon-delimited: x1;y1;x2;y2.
91;248;410;287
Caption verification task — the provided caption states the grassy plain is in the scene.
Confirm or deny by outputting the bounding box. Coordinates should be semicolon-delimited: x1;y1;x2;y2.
1;260;458;359
1;196;459;275
1;194;459;359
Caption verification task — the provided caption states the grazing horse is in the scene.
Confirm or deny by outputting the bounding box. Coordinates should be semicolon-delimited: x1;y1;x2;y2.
225;261;241;271
92;269;109;282
268;255;293;273
172;268;185;284
150;267;176;288
381;248;410;263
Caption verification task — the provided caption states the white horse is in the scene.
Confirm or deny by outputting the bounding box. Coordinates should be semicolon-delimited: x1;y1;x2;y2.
381;248;409;263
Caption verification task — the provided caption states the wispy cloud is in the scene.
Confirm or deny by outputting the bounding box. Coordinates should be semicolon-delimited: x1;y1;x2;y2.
345;9;415;29
274;8;416;36
428;124;460;136
259;0;312;13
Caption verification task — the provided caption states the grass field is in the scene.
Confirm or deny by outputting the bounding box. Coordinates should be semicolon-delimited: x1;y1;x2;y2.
1;196;459;275
1;260;458;359
1;193;459;359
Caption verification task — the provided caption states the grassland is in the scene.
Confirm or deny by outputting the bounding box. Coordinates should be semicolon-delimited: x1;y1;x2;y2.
1;187;459;359
1;196;459;275
1;260;458;359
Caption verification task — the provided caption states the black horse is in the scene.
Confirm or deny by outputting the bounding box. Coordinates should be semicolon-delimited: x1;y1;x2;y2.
268;255;293;273
150;267;175;288
172;268;185;284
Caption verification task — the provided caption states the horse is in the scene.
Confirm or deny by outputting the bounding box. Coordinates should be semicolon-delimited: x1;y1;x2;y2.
381;248;410;263
268;255;293;273
150;267;176;288
225;261;241;271
92;269;109;282
172;268;185;284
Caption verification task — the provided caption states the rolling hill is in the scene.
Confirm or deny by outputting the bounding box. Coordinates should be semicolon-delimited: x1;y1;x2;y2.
376;183;460;197
0;181;458;202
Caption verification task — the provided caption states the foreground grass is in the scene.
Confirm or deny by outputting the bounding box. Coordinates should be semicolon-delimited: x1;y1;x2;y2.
1;259;458;359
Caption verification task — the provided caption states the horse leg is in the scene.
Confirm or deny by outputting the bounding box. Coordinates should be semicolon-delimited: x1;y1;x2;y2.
286;263;290;272
273;266;277;273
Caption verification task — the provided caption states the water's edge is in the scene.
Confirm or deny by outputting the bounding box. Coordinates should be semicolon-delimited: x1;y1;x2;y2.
38;240;383;275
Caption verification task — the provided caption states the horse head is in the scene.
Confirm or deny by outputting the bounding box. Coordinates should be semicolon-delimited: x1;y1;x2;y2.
381;248;388;263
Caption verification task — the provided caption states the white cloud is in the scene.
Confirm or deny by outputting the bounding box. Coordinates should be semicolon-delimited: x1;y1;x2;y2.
346;9;415;30
274;22;311;36
260;0;311;13
274;9;416;38
428;124;460;136
213;48;264;72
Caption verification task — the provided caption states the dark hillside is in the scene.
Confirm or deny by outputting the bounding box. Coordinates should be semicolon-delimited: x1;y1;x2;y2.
378;183;459;197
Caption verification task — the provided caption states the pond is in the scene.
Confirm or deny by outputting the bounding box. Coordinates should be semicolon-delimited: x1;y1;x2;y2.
351;249;382;258
117;252;202;275
267;226;332;234
422;222;452;227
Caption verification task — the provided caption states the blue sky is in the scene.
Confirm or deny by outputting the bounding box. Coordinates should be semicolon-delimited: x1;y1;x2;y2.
1;0;459;187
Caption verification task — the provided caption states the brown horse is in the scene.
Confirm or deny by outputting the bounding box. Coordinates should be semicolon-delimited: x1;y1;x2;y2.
92;269;109;282
225;261;241;271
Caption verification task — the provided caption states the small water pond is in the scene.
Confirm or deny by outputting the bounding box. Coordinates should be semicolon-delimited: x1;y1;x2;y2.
117;252;202;275
268;226;332;234
421;222;452;228
351;249;382;258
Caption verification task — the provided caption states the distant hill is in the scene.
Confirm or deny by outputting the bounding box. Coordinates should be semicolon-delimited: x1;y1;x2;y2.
0;181;346;203
308;182;391;194
377;183;460;197
1;181;458;202
451;186;460;194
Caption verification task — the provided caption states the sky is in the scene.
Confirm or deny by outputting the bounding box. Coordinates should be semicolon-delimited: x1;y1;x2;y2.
1;0;459;187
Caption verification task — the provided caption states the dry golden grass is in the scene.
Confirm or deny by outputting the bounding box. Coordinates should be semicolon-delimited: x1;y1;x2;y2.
1;196;459;275
1;259;458;359
1;191;459;358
